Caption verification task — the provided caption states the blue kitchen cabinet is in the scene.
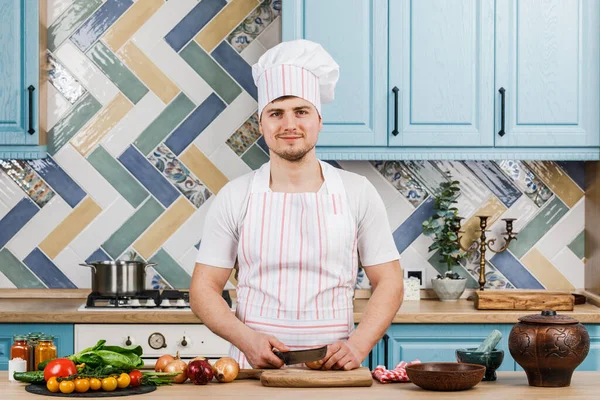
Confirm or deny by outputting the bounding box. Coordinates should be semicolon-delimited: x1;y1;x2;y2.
283;0;600;160
387;0;495;148
377;324;599;372
0;0;46;159
0;324;74;370
383;324;514;371
494;0;599;148
282;0;389;147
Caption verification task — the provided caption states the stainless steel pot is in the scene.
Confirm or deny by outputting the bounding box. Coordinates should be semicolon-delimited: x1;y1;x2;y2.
80;261;156;296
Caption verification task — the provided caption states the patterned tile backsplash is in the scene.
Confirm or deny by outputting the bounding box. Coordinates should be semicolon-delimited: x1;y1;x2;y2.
0;0;587;292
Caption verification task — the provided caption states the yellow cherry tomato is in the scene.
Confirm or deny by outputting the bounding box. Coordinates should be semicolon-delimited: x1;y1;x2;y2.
102;377;118;392
46;377;59;393
89;377;102;391
59;380;75;394
74;378;90;393
116;373;131;389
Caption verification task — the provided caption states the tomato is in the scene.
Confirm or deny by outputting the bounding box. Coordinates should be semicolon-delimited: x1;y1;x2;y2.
46;377;59;393
43;358;77;381
59;380;75;394
102;377;118;391
89;378;102;391
116;372;131;389
74;378;90;393
129;370;143;387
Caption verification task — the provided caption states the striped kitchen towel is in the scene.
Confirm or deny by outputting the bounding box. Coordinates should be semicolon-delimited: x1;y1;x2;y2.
371;360;421;383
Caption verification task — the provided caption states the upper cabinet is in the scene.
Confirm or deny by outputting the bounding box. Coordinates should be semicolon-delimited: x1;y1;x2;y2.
494;0;599;148
283;0;388;147
283;0;600;160
0;0;46;159
388;0;495;147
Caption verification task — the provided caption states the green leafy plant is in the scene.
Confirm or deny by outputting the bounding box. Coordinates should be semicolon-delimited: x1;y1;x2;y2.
422;173;466;279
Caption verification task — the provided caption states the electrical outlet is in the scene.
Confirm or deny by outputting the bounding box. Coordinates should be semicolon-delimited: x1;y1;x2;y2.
404;268;426;288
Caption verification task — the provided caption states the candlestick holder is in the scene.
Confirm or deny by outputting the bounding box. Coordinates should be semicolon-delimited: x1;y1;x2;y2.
451;216;518;291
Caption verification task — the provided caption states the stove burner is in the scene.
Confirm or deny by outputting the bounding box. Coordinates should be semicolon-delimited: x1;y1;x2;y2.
84;290;231;309
85;290;163;308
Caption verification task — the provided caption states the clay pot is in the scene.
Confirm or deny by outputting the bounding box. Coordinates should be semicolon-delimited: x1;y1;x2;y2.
508;310;590;387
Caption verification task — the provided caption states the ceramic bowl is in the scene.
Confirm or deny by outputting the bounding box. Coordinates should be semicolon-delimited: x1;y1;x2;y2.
456;348;504;381
405;362;486;391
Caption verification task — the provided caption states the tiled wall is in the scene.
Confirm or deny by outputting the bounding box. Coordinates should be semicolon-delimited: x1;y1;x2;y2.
0;0;586;291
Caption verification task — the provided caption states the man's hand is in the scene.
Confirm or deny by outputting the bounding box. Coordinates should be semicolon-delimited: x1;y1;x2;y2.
320;341;362;371
240;332;290;369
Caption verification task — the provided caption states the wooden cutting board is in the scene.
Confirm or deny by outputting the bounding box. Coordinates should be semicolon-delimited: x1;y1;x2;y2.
474;290;574;310
237;367;373;387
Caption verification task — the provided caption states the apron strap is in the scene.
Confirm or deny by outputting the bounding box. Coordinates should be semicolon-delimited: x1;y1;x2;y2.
250;160;346;195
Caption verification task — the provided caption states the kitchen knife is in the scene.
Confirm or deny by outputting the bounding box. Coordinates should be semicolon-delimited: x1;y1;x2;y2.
273;345;327;365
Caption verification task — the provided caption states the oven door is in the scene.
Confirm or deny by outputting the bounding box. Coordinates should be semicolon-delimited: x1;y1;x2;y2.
75;324;231;368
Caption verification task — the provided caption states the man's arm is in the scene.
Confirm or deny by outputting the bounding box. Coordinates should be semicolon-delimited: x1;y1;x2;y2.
190;263;289;368
321;259;404;370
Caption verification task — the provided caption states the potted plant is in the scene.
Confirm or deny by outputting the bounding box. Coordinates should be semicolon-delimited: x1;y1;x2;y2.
422;174;467;301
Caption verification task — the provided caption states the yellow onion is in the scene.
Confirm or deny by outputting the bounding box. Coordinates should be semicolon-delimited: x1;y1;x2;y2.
212;357;240;383
155;354;175;372
164;354;188;384
305;360;324;370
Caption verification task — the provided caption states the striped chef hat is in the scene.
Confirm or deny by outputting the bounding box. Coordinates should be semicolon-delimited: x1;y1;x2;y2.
252;39;340;117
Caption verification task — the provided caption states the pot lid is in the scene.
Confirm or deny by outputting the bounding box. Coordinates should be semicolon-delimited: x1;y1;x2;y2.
518;309;579;325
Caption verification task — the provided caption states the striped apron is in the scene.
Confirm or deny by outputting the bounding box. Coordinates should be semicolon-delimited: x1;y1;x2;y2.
230;161;358;369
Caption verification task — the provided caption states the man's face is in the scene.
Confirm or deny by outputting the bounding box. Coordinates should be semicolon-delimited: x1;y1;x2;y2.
259;96;322;162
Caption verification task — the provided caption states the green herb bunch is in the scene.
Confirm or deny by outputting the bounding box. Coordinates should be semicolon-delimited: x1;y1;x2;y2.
422;173;466;279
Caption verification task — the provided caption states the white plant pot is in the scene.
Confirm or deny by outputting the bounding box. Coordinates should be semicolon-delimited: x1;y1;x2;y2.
431;278;467;301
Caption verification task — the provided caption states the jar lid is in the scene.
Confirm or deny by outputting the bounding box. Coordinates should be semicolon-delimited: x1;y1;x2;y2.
39;335;54;341
28;332;43;338
518;309;579;325
13;335;28;341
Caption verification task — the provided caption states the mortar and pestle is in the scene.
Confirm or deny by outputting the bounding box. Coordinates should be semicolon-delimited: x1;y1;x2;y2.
456;329;504;381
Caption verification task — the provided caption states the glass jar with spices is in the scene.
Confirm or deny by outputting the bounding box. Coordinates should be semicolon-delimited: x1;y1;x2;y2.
10;335;32;371
35;335;57;371
27;332;42;371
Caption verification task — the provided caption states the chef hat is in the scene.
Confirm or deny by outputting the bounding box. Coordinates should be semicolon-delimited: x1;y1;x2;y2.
252;39;340;117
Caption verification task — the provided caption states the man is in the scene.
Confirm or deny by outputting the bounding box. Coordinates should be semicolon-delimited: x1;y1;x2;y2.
190;40;403;371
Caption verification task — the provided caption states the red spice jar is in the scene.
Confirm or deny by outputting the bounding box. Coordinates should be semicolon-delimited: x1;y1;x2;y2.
10;335;32;371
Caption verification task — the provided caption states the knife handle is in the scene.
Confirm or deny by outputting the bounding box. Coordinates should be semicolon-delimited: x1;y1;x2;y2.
236;369;266;380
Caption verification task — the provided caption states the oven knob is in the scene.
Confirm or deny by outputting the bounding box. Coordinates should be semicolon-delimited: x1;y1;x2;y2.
125;336;132;346
161;298;171;307
181;336;188;347
148;332;167;350
175;299;186;307
129;299;141;307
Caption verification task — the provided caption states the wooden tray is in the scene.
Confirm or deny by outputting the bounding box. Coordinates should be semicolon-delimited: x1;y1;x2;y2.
473;290;574;311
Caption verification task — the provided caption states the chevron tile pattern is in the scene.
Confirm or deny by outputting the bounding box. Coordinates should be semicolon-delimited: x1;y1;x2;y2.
0;0;587;292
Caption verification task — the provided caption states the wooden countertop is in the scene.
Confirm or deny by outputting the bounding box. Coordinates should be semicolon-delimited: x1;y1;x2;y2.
2;371;599;399
2;289;600;324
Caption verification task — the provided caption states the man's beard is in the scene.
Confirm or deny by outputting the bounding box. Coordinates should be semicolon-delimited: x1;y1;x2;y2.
269;142;316;162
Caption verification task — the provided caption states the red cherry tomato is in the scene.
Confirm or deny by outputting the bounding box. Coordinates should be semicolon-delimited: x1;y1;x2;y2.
129;370;143;387
43;358;77;382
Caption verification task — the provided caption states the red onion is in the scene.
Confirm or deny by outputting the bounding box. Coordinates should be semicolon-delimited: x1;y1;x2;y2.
186;359;214;385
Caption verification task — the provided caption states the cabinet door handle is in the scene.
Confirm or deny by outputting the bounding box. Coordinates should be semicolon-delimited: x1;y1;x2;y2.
392;87;399;136
383;333;389;368
368;350;373;370
498;87;506;137
28;85;35;135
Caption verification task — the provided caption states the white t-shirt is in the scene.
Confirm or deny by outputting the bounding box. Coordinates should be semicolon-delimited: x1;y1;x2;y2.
196;163;400;269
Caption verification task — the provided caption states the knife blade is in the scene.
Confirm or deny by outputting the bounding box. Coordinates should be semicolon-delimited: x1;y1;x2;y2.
273;345;327;365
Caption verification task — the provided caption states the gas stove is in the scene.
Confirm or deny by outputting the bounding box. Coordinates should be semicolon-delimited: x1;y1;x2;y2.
78;289;232;311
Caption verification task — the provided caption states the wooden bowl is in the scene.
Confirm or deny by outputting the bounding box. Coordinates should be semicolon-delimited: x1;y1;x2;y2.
406;362;486;391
